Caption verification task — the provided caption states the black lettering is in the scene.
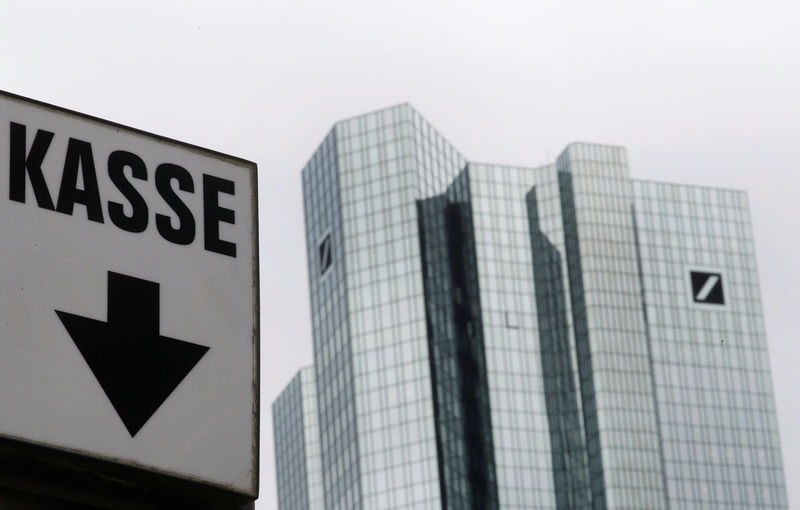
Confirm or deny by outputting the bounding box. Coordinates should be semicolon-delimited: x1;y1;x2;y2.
203;174;236;257
156;163;195;245
108;150;149;233
56;138;104;223
9;122;55;209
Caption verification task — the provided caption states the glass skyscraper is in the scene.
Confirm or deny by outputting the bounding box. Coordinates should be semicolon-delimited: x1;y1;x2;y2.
273;105;787;509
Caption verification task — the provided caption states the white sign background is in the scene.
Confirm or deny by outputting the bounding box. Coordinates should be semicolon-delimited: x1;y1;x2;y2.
0;92;258;497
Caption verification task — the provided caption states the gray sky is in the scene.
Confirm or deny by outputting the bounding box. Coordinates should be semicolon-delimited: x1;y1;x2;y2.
2;0;798;507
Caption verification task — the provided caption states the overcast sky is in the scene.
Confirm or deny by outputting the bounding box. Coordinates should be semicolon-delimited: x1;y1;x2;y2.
1;0;798;508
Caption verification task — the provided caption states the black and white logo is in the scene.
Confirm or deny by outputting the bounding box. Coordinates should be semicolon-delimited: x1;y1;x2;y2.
319;233;332;276
690;271;725;305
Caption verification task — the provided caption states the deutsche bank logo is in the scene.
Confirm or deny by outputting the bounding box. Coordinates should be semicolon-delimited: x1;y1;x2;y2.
319;234;332;276
690;271;725;305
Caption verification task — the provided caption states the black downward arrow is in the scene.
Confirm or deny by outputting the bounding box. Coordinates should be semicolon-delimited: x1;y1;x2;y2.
56;272;209;437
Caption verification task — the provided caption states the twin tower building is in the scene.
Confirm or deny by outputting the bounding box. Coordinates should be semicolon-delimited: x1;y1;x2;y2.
273;105;787;509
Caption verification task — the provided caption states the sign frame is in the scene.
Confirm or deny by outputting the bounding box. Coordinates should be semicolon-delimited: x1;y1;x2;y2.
0;89;260;503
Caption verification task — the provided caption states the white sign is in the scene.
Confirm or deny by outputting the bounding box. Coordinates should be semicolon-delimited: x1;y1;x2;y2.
0;91;258;497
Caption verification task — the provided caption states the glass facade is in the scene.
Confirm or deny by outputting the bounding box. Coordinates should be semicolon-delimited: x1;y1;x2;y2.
468;163;558;509
275;105;788;509
632;182;787;509
274;367;323;510
556;146;667;509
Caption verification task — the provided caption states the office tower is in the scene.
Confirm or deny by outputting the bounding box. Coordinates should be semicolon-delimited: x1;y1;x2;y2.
274;367;323;510
274;105;788;510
